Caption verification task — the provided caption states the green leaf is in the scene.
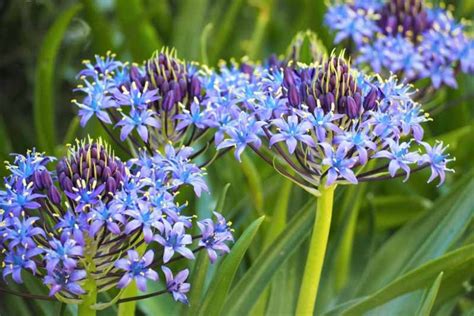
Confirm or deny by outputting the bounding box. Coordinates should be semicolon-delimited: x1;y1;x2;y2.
198;216;265;316
223;201;314;315
241;153;265;215
116;0;162;61
355;172;474;296
416;272;444;316
173;0;209;60
325;245;473;315
251;179;292;314
81;0;113;53
34;3;82;153
209;0;245;62
200;23;213;65
216;183;231;213
182;251;210;316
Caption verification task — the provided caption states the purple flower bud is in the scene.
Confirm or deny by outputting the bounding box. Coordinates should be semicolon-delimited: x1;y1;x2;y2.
163;91;176;110
33;171;44;190
48;186;62;205
346;96;360;118
41;171;53;189
288;85;301;107
190;76;201;99
106;177;116;194
363;88;379;110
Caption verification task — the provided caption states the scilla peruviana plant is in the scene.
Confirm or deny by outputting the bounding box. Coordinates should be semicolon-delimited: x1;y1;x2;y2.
0;138;233;315
199;51;454;315
72;49;228;167
325;0;473;90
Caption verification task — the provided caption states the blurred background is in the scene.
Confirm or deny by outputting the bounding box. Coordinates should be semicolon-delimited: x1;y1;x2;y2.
0;0;473;315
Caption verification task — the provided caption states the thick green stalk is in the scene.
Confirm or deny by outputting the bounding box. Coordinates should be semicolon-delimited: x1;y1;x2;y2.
77;240;97;316
118;242;147;316
296;185;336;315
77;276;97;316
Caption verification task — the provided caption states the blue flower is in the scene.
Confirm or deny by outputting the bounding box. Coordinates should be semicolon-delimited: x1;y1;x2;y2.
3;179;44;215
44;268;86;297
55;211;89;246
3;247;42;283
112;82;160;110
270;115;315;154
78;52;122;78
334;127;376;165
217;112;265;161
89;201;125;237
321;144;358;186
301;107;343;141
115;250;158;292
373;140;420;180
44;237;83;273
197;212;233;263
124;201;163;243
73;94;116;127
420;141;455;186
154;221;194;263
175;98;216;130
162;266;190;304
64;180;105;212
5;216;45;249
116;109;160;142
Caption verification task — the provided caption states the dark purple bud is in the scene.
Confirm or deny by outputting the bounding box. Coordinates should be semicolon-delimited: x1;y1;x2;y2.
48;186;62;205
347;96;360;118
240;63;254;75
325;92;335;110
163;91;175;110
33;171;44;190
363;87;378;110
190;76;201;98
106;177;117;194
283;67;296;88
307;95;317;111
41;170;53;189
102;166;112;180
62;177;74;193
288;85;300;107
130;66;143;90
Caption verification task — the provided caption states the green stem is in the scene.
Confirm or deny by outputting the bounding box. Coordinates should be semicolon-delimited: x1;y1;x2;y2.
117;242;147;316
78;238;98;316
296;185;336;315
77;273;97;316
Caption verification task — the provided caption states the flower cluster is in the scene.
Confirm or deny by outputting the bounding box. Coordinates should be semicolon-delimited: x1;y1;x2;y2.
200;52;454;192
73;50;220;163
325;0;474;88
0;138;233;304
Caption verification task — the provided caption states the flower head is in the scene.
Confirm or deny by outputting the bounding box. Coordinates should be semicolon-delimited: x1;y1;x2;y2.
209;52;453;192
0;138;232;306
325;0;474;88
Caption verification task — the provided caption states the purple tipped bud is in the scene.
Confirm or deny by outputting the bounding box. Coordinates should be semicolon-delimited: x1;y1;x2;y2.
363;88;379;110
283;67;296;88
48;186;62;205
347;96;360;118
190;76;201;98
106;178;117;195
163;91;175;110
288;85;301;107
41;171;53;189
33;171;44;190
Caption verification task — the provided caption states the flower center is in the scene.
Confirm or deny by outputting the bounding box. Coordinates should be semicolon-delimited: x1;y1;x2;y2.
378;0;431;41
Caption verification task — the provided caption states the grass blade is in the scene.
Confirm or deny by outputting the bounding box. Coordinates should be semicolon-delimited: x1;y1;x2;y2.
34;3;82;153
198;216;265;316
416;272;444;316
223;200;314;315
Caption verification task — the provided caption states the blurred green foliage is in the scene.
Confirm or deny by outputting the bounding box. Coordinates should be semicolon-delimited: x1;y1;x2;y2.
0;0;473;315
